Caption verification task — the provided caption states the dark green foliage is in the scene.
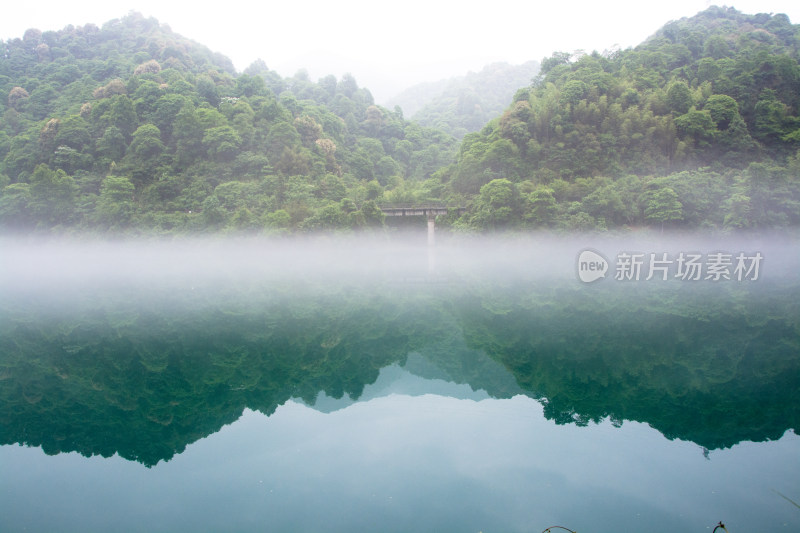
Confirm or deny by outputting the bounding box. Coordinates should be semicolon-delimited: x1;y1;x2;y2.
0;12;457;235
456;279;800;449
443;7;800;231
1;7;799;235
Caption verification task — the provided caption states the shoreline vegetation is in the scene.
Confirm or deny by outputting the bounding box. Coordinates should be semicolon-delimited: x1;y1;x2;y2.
1;7;799;237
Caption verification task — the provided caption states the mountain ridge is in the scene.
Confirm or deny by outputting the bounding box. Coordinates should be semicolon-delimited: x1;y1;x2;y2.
1;7;799;235
386;60;540;138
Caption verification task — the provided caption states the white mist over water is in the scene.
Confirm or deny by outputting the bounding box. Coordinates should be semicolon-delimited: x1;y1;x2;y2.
1;232;797;290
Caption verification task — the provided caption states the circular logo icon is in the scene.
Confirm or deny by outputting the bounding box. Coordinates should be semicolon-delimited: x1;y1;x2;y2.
576;249;608;283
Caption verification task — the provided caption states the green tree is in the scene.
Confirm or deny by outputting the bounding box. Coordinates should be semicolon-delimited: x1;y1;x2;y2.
266;121;301;163
560;80;588;105
666;81;693;115
358;200;385;228
525;187;558;226
96;126;128;163
125;124;166;186
338;73;358;97
236;75;267;98
7;86;30;111
202;125;241;161
581;184;627;226
92;95;138;138
264;209;291;233
228;207;259;233
132;80;164;123
201;195;227;228
704;94;739;130
153;94;191;140
95;175;136;229
128;124;165;160
294;115;322;147
301;203;349;231
28;164;77;228
172;104;204;164
472;178;519;229
53;116;91;151
722;192;751;229
0;183;33;229
644;187;682;231
753;89;789;141
196;75;220;106
27;83;58;120
674;110;716;148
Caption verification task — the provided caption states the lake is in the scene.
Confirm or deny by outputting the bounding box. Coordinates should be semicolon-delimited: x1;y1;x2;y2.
1;233;798;532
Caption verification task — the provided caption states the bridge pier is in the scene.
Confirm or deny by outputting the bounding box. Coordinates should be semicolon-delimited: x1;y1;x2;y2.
379;205;465;247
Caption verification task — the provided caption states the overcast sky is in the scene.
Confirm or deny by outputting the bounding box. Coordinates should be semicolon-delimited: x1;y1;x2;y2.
2;1;799;103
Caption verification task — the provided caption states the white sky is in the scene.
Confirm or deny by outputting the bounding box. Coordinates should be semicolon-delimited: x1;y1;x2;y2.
2;1;799;103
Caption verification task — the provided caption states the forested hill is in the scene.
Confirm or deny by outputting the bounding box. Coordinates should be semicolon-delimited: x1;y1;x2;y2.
386;61;541;139
0;12;457;234
442;6;800;231
1;7;800;236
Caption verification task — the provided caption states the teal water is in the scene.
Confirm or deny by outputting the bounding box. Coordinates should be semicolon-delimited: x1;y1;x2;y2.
1;235;798;532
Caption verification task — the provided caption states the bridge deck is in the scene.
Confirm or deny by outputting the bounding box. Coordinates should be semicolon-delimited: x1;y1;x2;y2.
380;206;464;217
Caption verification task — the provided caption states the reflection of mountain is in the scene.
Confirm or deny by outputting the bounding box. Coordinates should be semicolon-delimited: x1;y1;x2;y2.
458;281;800;450
1;268;798;466
304;357;502;414
0;281;430;466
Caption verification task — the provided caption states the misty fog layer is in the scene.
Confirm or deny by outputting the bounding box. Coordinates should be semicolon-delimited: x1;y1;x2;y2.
2;232;797;289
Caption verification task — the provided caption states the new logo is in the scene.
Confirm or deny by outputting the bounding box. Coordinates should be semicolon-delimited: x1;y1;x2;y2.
577;249;608;283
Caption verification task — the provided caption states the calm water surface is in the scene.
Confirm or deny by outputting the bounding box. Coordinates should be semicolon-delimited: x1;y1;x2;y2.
1;234;798;532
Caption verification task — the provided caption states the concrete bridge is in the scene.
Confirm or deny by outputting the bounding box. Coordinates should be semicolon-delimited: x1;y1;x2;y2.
380;205;465;245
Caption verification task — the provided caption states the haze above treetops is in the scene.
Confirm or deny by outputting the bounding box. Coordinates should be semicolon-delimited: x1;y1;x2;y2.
4;1;798;104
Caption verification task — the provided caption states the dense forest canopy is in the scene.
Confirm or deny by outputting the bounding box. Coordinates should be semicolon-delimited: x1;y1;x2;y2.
1;7;799;235
0;13;457;235
441;6;800;231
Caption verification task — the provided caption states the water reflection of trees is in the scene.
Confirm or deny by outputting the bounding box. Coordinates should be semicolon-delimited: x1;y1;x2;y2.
458;281;800;450
1;278;797;466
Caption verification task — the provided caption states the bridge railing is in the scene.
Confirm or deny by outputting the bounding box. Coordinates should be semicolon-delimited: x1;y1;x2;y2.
378;205;465;216
377;204;451;210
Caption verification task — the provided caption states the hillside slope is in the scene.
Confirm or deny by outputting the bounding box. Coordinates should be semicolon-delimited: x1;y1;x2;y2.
387;61;540;139
435;6;800;231
0;13;457;234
